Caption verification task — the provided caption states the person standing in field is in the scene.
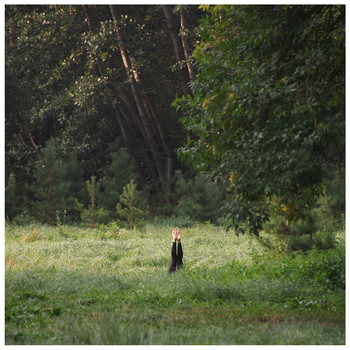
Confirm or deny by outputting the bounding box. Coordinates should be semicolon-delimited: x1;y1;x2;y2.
169;228;183;273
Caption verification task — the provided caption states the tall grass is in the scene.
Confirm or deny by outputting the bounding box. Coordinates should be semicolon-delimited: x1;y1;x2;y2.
5;220;345;345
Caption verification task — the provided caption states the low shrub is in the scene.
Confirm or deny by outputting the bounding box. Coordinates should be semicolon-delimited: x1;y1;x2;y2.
279;249;345;290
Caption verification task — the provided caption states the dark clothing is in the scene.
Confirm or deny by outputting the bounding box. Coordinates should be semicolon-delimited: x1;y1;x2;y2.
168;241;183;273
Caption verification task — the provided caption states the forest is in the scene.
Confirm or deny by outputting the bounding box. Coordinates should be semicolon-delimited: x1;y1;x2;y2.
6;4;345;233
5;4;345;345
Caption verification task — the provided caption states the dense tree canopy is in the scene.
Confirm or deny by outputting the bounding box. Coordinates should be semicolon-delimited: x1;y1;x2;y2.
176;5;345;234
6;5;201;220
6;5;345;233
6;5;200;182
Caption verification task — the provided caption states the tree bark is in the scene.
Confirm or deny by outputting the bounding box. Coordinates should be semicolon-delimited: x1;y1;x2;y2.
82;5;147;186
162;5;192;96
142;92;172;157
179;6;196;84
109;5;168;192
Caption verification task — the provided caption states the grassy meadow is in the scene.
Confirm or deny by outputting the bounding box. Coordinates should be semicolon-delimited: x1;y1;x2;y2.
5;219;345;345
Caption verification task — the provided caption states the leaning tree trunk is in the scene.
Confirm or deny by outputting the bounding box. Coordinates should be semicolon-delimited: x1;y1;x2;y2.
109;5;170;194
162;5;192;96
82;5;147;186
179;6;196;84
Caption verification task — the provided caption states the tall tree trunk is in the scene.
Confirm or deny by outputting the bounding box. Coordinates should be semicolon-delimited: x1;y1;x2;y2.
179;6;196;84
82;5;147;186
142;93;171;157
162;5;192;96
109;5;170;194
115;95;160;185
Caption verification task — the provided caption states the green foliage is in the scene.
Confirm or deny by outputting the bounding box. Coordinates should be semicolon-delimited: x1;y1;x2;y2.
176;5;345;235
11;210;37;226
278;249;345;290
80;206;110;227
174;171;223;222
316;167;345;230
6;5;201;201
263;166;345;251
82;176;109;226
6;5;345;236
149;157;179;216
224;197;270;236
62;155;87;222
97;149;137;219
116;180;147;229
31;139;85;225
5;173;21;220
32;139;71;225
85;176;98;227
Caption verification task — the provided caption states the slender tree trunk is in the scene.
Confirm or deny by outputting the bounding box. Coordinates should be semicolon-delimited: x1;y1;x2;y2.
83;5;147;186
179;6;196;84
162;5;192;96
115;99;158;185
142;93;172;157
118;88;148;137
109;5;169;193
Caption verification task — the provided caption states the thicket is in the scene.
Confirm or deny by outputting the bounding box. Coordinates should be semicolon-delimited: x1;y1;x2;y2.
6;136;344;252
6;138;228;228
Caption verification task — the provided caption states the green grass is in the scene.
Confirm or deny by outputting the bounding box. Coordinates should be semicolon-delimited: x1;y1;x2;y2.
5;220;345;345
